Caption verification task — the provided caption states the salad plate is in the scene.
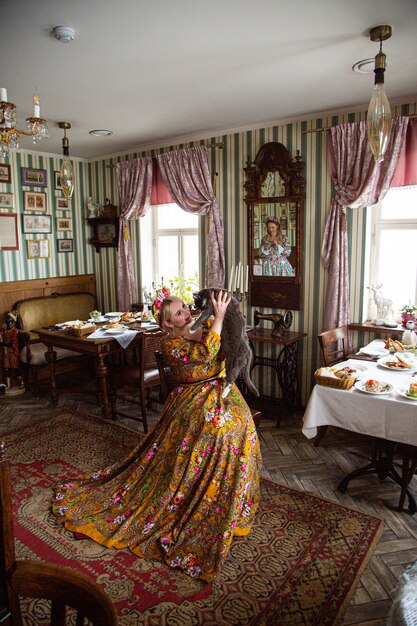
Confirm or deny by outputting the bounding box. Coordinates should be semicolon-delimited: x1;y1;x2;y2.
397;388;417;401
354;380;394;395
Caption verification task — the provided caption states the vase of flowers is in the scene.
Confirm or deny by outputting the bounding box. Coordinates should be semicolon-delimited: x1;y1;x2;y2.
400;305;417;327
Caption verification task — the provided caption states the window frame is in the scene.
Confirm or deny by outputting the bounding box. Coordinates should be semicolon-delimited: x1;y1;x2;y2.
366;186;417;319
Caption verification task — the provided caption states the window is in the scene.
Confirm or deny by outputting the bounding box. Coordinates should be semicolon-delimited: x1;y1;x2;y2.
367;185;417;318
140;203;199;293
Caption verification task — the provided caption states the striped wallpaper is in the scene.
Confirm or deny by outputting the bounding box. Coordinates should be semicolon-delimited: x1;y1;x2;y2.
1;99;416;403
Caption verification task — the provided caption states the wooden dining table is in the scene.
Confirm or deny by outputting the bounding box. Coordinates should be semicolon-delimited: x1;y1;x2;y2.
35;322;160;420
302;350;417;513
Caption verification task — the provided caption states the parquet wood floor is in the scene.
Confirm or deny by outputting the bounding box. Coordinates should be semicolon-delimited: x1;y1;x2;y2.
1;384;416;625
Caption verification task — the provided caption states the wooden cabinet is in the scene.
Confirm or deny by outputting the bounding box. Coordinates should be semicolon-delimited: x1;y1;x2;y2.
87;217;119;253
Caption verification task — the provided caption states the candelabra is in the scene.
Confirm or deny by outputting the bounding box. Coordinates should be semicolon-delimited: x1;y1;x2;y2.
230;288;248;303
0;88;50;157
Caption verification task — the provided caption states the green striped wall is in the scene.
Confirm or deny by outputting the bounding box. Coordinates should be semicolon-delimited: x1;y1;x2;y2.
2;100;416;402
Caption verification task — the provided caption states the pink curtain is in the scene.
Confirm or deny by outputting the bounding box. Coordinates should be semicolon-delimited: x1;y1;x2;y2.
115;157;153;310
156;146;225;288
151;159;173;205
391;118;417;187
322;117;409;330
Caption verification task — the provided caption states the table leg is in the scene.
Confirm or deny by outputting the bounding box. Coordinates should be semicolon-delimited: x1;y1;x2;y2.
337;439;417;514
96;353;113;420
276;343;301;408
44;346;58;405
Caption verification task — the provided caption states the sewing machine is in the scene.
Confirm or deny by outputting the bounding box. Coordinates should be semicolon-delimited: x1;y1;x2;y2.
253;310;293;337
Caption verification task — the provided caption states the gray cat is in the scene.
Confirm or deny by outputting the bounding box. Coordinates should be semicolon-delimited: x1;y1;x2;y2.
190;288;259;399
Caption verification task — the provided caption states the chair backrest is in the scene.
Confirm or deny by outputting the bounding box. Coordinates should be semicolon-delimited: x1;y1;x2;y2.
0;442;118;626
155;350;177;401
318;325;350;367
140;330;164;372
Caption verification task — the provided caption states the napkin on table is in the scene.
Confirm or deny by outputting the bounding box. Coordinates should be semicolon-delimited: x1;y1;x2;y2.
402;330;417;346
87;327;139;349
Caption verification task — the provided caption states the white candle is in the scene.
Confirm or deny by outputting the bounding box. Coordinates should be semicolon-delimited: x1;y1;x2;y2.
240;265;244;292
235;262;241;292
228;265;235;292
245;265;249;292
33;91;40;117
0;88;8;102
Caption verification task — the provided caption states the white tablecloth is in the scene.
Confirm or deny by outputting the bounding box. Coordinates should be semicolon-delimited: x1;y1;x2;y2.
302;356;417;447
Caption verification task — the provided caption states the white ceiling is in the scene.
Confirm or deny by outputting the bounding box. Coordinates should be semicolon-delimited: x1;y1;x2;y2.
1;0;417;160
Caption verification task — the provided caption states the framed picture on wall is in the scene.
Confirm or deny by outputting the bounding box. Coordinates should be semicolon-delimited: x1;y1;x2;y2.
56;217;72;231
22;213;52;234
54;171;62;190
24;191;47;212
0;164;11;184
0;192;14;209
27;238;50;259
0;213;18;250
21;167;47;188
56;197;70;211
57;238;74;253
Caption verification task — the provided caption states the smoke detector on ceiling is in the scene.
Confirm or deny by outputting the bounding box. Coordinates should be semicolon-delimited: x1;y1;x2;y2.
53;26;76;44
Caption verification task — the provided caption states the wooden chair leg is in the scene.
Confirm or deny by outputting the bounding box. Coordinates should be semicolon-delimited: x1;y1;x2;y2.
314;425;328;447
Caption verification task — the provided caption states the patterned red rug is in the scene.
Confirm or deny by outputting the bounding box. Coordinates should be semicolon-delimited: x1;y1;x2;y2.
4;411;383;625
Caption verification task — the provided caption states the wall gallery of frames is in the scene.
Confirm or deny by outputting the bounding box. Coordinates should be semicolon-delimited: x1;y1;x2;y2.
0;99;416;402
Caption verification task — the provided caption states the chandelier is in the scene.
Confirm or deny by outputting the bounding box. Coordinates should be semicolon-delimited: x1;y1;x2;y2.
0;88;50;158
367;25;392;163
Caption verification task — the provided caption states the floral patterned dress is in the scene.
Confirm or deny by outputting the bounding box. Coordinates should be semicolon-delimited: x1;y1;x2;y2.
259;235;295;276
52;328;262;581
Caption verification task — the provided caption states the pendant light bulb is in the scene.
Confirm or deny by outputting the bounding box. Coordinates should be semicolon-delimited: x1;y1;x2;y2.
366;25;392;163
59;122;74;199
367;80;392;163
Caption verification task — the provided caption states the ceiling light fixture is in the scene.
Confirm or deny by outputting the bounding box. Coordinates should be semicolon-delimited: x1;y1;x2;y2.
367;24;392;163
0;87;50;158
89;129;113;137
352;58;375;74
59;122;74;199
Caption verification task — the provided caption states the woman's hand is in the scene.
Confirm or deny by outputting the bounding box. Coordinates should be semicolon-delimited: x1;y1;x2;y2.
210;290;231;335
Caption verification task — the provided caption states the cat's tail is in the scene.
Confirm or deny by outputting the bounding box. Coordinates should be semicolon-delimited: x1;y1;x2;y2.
243;370;259;397
242;340;259;397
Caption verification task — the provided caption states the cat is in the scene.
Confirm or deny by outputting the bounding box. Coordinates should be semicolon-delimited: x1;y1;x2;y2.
190;288;259;399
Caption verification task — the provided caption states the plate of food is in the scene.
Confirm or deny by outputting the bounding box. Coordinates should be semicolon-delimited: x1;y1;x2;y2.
384;338;405;353
119;311;141;324
377;354;416;370
88;316;106;323
354;379;394;395
397;382;417;400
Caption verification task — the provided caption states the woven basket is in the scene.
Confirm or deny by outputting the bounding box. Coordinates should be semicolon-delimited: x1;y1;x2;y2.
314;370;355;390
66;324;96;336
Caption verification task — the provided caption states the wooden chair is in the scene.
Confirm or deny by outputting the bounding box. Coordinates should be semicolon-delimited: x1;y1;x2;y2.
0;442;118;626
111;330;164;433
315;326;351;446
155;351;262;428
318;325;351;367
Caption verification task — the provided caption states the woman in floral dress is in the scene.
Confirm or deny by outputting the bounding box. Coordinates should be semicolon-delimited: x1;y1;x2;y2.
53;289;261;581
258;216;295;276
